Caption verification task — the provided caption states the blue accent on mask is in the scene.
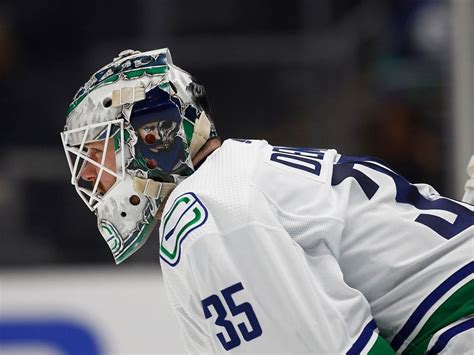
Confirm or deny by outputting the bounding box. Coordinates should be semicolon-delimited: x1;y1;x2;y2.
137;136;184;173
131;86;185;173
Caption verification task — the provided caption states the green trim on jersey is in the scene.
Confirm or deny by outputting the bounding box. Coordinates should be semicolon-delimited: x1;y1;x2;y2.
368;335;395;355
402;280;474;354
161;196;202;260
163;195;190;229
160;192;209;266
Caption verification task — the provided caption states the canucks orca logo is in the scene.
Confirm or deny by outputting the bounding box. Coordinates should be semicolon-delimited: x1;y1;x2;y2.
160;192;208;266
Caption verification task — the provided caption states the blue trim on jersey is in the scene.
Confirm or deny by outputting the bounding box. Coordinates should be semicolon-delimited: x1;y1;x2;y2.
160;192;209;267
427;317;474;354
346;319;377;355
391;262;473;351
164;197;198;242
336;155;392;169
333;156;474;239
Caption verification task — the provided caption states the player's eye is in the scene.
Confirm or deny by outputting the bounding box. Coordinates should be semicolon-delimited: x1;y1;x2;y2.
86;147;103;158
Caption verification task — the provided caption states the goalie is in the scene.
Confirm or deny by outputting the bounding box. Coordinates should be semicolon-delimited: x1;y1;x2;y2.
61;48;473;354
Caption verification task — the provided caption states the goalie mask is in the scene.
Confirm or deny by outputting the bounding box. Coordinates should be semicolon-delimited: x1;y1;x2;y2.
61;48;217;264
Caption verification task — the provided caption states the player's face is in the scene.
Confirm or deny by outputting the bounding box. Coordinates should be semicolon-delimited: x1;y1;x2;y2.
80;138;116;194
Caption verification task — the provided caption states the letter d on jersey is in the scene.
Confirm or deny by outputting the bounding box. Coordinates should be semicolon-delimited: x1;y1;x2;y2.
160;192;208;266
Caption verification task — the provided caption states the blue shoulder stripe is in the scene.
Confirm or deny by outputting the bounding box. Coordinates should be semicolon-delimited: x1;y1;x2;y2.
427;317;474;354
346;319;377;355
391;262;473;351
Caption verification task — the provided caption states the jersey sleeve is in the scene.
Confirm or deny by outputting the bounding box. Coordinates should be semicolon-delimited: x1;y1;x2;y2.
159;188;389;354
322;155;474;352
251;145;473;353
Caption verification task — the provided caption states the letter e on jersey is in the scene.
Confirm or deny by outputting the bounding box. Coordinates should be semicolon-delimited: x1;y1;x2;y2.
269;146;328;182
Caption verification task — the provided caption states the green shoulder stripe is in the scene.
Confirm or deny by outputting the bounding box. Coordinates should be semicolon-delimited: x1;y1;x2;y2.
368;335;395;355
403;280;474;354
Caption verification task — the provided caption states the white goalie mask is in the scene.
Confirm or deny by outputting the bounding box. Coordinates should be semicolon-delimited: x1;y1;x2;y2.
61;48;217;264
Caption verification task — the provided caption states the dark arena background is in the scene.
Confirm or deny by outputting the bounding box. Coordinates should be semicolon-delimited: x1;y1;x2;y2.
0;1;472;353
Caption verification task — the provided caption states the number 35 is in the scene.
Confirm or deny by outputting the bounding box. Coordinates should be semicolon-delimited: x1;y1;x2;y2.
201;282;263;351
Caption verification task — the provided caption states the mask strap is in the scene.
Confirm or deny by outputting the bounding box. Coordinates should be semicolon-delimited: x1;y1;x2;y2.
188;111;211;158
112;86;146;107
132;176;176;202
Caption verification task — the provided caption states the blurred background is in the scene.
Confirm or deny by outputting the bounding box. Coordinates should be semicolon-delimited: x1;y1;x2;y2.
0;0;473;353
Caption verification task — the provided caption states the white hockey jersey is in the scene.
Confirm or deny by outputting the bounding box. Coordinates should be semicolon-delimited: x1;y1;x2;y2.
159;139;394;354
159;139;473;354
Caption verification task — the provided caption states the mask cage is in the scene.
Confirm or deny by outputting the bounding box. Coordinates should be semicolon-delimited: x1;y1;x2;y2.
60;119;126;212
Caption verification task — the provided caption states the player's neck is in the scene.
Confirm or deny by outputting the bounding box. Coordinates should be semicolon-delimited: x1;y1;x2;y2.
192;137;222;169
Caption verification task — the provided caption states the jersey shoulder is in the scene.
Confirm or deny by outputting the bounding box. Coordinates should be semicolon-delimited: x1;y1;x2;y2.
259;145;338;184
251;144;340;218
159;139;264;267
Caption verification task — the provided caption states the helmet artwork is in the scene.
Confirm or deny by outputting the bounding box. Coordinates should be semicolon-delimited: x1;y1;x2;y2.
61;48;217;264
